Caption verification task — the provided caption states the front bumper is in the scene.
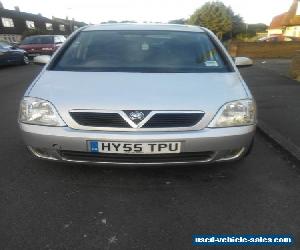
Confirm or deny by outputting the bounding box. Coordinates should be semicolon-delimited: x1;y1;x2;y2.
20;124;256;165
26;51;54;58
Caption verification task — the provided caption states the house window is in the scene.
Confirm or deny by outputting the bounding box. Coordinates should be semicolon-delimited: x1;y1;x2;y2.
1;17;14;27
59;24;65;31
26;20;35;29
45;23;53;30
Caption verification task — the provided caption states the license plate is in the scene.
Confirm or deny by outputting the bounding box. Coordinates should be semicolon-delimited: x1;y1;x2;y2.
28;53;40;57
88;141;181;154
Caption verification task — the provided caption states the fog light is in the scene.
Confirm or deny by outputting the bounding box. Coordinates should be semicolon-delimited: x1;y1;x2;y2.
28;146;60;160
217;148;245;161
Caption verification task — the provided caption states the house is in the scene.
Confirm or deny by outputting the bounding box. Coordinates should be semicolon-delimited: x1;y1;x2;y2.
0;1;86;42
52;16;86;34
268;0;300;37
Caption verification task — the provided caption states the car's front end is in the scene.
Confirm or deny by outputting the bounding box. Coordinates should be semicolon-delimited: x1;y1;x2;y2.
20;121;255;165
0;41;29;66
19;44;56;58
19;24;256;166
19;36;58;59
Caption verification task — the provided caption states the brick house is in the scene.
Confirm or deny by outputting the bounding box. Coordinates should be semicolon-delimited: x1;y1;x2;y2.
268;0;300;37
0;1;86;42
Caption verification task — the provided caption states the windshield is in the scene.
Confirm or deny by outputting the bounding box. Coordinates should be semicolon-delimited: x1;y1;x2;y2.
51;30;232;73
0;41;10;48
21;36;54;45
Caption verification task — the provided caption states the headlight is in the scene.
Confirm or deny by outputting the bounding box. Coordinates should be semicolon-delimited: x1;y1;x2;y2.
41;47;53;51
208;99;256;128
19;97;66;126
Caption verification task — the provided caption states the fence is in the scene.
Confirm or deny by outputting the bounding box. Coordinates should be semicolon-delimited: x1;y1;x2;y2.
229;42;300;58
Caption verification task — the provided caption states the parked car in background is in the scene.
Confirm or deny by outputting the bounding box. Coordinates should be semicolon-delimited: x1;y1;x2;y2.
258;35;300;42
0;41;29;66
18;35;66;59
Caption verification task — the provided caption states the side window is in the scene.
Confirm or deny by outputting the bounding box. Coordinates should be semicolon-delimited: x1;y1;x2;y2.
26;21;35;29
59;25;65;32
54;36;62;44
2;17;14;27
0;42;9;49
45;23;53;31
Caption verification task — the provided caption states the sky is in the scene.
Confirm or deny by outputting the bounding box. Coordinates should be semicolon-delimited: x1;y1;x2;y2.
1;0;295;25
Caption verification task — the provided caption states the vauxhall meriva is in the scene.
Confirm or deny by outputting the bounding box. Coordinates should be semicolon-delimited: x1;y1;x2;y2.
19;24;256;165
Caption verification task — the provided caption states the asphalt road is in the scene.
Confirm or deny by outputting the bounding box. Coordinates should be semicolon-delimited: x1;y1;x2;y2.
0;65;300;250
240;64;300;151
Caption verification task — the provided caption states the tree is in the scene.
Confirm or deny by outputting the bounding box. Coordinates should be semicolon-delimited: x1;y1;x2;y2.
119;20;137;23
247;23;268;36
188;1;232;39
101;20;118;24
168;18;187;24
227;7;245;37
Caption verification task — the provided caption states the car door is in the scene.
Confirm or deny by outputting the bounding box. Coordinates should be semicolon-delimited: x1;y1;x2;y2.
7;46;22;63
0;43;10;65
0;42;22;65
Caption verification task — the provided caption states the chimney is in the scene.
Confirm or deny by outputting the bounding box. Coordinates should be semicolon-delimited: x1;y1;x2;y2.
14;6;20;12
0;1;4;9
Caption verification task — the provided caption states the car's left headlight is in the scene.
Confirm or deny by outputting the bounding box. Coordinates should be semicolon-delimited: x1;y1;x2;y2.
19;97;66;126
208;99;256;128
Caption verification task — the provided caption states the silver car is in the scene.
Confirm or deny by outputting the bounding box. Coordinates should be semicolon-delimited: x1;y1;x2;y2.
19;24;256;166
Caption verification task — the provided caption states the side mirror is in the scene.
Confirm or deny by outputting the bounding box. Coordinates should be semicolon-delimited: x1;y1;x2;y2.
235;57;253;67
33;55;51;65
11;42;19;48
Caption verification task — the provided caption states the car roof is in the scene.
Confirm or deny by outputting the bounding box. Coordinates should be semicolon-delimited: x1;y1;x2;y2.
25;35;61;38
83;23;205;33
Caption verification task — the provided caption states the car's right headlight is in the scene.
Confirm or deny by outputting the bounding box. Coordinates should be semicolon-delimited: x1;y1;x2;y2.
19;97;66;126
208;99;256;128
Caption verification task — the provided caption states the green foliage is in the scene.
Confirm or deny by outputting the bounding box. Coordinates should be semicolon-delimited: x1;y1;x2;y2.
234;23;268;41
101;20;137;24
227;7;245;37
119;20;137;23
188;1;232;38
247;23;268;36
168;19;187;24
101;20;118;24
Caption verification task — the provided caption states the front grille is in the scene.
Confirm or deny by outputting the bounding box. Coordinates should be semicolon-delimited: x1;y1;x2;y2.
143;113;204;128
70;111;204;128
69;112;131;128
60;151;214;164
